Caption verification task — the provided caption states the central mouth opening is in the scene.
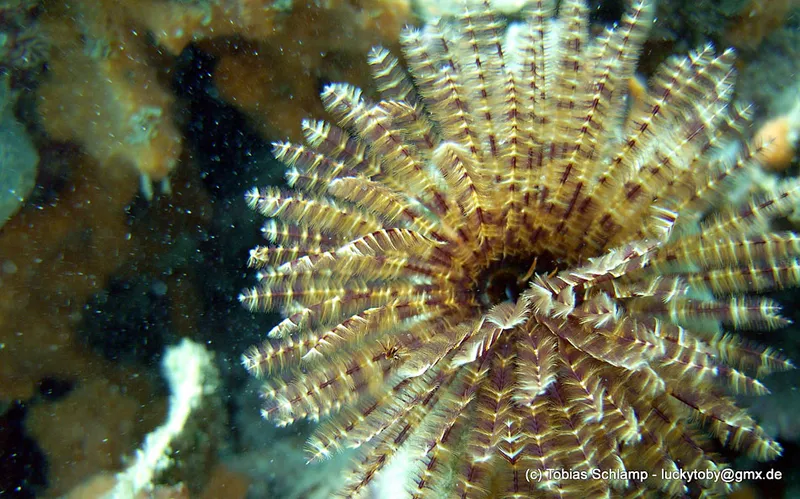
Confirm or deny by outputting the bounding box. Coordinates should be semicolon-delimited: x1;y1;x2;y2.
476;252;561;309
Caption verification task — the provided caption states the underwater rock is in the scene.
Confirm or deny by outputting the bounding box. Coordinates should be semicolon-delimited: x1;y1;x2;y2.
0;80;38;228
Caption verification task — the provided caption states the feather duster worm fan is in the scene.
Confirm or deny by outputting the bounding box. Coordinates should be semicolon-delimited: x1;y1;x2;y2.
240;0;797;497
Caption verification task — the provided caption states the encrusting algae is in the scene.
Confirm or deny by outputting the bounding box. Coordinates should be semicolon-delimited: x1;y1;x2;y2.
240;0;799;497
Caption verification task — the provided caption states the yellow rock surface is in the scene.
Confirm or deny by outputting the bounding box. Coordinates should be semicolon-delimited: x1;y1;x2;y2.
36;0;182;183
